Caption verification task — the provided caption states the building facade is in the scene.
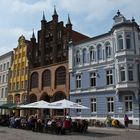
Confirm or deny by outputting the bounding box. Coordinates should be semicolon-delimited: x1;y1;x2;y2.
69;11;140;126
8;35;29;116
0;51;13;114
28;8;89;116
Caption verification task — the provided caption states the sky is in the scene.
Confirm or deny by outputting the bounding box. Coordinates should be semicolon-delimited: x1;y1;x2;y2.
0;0;140;55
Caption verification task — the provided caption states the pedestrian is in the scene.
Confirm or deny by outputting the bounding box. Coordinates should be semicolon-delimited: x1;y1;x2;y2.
124;114;129;128
105;115;111;127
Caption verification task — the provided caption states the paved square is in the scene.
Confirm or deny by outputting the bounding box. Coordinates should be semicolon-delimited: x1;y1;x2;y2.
0;127;140;140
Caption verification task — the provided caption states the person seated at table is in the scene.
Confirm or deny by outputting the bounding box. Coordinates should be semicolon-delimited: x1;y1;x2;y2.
36;118;43;132
55;118;63;134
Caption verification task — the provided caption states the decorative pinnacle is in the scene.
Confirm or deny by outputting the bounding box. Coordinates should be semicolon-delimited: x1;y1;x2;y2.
42;11;46;21
32;29;35;38
67;14;72;25
117;10;120;16
53;5;58;16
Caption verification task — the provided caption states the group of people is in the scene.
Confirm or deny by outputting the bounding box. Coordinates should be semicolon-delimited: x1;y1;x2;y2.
0;113;88;134
105;114;129;128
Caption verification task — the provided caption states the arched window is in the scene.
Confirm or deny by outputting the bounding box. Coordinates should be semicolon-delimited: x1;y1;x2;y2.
76;50;80;65
83;49;87;64
55;67;66;85
118;35;123;50
97;44;102;60
31;72;38;88
126;33;131;49
90;46;95;61
42;70;51;87
105;42;111;58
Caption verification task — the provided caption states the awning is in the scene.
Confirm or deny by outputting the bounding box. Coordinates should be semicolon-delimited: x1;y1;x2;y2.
0;103;16;109
0;102;28;109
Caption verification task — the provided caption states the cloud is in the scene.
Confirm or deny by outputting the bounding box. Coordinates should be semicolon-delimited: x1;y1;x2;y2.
0;0;140;55
0;27;32;55
1;0;53;14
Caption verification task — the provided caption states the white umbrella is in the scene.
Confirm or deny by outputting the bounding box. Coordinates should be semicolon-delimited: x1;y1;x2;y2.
48;99;89;109
19;100;50;109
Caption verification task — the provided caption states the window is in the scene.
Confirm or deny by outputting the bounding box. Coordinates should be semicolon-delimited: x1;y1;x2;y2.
91;98;96;113
90;72;96;87
25;80;28;89
42;70;51;87
17;69;20;76
90;47;95;62
1;88;4;98
76;50;80;65
107;97;114;113
0;64;2;71
2;75;5;83
31;72;38;88
21;81;24;89
128;64;133;81
117;35;123;50
124;96;132;112
55;67;66;85
16;82;19;90
13;83;15;90
120;66;125;81
5;88;7;98
83;49;87;64
3;63;6;70
76;75;81;88
106;70;113;85
76;99;81;113
6;74;8;82
126;33;131;49
105;42;111;58
97;44;102;60
7;62;9;69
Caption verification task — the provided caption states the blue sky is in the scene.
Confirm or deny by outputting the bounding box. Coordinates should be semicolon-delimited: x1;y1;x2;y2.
0;0;140;55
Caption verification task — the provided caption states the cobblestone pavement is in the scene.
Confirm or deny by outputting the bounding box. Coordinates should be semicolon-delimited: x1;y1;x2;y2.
0;126;140;140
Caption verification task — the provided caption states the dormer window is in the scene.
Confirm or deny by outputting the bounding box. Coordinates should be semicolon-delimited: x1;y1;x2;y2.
117;35;123;50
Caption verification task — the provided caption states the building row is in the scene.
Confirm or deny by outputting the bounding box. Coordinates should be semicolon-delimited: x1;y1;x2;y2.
0;9;140;127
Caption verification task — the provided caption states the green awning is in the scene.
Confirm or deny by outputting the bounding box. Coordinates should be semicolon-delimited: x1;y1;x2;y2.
0;103;16;109
0;102;29;109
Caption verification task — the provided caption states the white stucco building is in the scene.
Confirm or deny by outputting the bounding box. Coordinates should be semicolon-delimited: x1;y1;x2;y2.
0;51;13;114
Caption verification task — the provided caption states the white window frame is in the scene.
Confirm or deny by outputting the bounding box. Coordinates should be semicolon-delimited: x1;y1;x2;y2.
128;64;134;81
90;72;96;87
106;69;113;85
76;50;80;65
91;98;97;113
117;34;123;50
125;32;131;49
90;47;95;62
120;66;126;82
105;42;111;58
124;95;133;112
76;75;81;89
107;97;114;113
76;99;81;113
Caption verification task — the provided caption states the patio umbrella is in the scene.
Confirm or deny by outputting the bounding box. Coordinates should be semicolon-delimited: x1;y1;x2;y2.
19;100;50;109
48;99;89;109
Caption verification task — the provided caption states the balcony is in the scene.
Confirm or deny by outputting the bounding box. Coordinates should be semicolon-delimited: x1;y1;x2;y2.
116;81;139;89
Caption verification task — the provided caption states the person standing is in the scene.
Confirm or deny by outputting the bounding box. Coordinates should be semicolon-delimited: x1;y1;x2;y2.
124;114;129;128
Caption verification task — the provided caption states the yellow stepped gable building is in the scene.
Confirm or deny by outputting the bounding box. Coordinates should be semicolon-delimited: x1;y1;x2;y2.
8;35;29;116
